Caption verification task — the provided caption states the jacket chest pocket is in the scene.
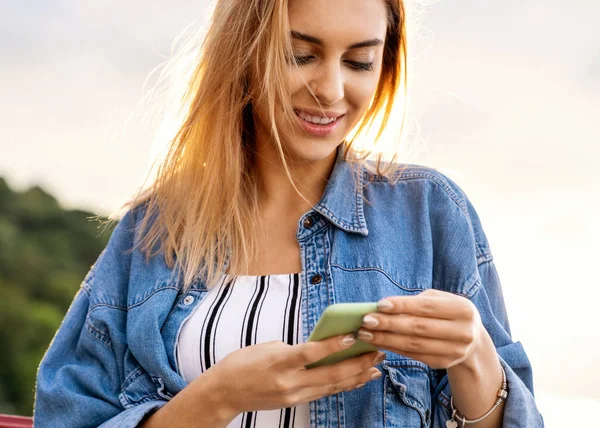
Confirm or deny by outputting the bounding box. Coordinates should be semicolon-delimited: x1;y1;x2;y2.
382;361;432;428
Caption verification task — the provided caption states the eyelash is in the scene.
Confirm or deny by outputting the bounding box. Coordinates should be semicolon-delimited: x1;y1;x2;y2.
293;55;374;72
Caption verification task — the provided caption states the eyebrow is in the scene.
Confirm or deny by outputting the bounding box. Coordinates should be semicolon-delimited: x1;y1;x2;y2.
291;31;384;50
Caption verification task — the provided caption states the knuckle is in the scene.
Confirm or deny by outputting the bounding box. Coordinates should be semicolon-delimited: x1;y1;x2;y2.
362;355;376;369
464;302;479;322
265;352;281;366
273;377;292;394
328;367;345;383
420;296;436;314
327;383;340;395
459;329;475;344
300;347;313;362
405;337;421;353
411;318;428;336
452;346;467;360
281;393;298;407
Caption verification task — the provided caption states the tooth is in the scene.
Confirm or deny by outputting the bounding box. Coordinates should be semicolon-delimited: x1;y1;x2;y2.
296;110;336;125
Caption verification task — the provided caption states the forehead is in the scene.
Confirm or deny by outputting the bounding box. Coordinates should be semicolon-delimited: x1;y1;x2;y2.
288;0;388;43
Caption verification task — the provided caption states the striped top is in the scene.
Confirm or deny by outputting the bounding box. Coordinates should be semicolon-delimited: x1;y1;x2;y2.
176;273;309;428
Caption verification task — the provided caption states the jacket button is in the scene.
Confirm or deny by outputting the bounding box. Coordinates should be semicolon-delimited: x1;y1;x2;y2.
303;216;314;228
183;295;195;305
310;274;323;284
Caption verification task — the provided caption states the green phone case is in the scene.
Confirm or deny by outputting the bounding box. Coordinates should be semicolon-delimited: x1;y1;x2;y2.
305;302;379;369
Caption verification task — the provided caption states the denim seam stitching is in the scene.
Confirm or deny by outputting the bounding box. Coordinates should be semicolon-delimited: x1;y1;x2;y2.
84;320;113;349
128;286;180;310
323;232;333;308
477;255;495;267
120;393;162;409
356;167;367;230
317;204;364;233
462;276;482;300
296;220;330;243
89;302;128;312
122;368;142;391
383;375;389;426
330;264;422;292
437;390;452;412
363;171;466;211
80;283;93;296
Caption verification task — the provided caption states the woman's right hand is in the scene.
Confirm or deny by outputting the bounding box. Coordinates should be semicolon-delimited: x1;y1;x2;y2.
199;334;384;417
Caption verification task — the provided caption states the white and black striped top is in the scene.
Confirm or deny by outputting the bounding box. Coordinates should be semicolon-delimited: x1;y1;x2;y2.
177;273;309;428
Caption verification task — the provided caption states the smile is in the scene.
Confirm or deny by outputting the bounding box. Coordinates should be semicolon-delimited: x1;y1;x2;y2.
293;109;345;137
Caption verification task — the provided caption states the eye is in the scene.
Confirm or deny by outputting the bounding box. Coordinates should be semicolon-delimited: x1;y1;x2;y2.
345;60;375;72
293;55;314;66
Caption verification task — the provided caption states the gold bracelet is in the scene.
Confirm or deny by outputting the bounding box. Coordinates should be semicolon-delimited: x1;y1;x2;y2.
446;365;508;428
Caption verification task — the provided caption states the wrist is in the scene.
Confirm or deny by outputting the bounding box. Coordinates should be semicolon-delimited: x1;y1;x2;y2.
193;367;240;423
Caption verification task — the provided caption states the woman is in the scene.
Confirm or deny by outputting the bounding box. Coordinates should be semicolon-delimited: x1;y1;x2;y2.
34;0;544;427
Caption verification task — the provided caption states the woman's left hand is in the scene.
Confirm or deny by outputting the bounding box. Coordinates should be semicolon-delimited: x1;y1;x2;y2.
356;289;488;370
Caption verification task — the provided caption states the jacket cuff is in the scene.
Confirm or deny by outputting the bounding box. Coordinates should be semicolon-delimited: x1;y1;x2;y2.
496;353;545;427
97;400;168;428
433;350;545;427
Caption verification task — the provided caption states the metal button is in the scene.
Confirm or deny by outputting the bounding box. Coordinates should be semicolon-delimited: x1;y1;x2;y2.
310;274;323;284
183;295;194;305
303;216;314;228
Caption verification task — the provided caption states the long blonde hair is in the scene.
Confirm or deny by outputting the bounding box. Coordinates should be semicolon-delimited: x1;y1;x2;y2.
122;0;409;291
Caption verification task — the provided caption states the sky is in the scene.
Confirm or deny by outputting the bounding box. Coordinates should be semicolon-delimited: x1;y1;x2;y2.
1;0;599;424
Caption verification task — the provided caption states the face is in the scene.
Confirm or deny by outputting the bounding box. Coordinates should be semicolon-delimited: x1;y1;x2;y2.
254;0;389;165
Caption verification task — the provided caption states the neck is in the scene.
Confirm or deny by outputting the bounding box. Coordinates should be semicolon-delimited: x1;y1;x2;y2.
253;137;339;217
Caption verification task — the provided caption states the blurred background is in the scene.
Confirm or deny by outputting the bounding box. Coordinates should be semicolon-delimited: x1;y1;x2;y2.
1;0;598;424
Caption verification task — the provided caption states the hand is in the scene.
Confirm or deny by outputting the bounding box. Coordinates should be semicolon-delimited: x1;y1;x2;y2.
356;289;487;370
202;335;385;417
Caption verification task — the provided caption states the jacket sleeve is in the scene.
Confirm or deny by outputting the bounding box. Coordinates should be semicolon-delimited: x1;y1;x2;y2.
33;211;168;428
430;191;545;427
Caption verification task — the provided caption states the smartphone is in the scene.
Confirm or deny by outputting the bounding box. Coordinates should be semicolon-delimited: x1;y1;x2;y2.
305;302;379;369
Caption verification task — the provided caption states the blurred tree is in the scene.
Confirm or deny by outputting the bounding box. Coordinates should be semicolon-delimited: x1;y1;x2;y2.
0;177;115;416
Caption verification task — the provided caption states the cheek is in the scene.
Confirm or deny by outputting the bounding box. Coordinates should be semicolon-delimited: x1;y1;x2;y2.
346;77;381;113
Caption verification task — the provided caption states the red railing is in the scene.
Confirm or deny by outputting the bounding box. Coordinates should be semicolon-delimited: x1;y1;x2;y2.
0;415;33;428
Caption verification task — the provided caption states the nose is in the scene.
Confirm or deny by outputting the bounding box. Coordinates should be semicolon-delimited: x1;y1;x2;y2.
310;63;344;106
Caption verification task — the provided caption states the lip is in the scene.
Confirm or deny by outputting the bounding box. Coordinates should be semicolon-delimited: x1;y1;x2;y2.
294;109;344;137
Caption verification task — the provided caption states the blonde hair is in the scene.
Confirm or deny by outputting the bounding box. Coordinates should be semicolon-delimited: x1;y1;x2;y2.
122;0;409;291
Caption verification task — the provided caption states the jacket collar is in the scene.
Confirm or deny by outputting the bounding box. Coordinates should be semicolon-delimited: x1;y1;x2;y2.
314;146;369;236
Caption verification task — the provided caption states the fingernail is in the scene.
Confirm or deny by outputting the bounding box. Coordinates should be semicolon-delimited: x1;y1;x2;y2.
341;335;356;347
357;329;373;341
362;315;379;328
373;352;385;364
356;383;366;389
377;300;393;311
371;370;382;380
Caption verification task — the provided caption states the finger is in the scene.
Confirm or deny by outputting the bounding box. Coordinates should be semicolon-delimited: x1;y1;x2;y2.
356;330;466;357
299;350;384;387
361;314;476;343
377;290;476;320
301;367;382;403
290;334;358;367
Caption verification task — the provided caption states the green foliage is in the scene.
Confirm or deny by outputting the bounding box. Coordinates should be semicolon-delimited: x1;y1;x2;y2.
0;177;115;416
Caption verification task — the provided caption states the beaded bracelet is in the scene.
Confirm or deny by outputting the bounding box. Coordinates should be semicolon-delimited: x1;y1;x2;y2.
446;365;508;428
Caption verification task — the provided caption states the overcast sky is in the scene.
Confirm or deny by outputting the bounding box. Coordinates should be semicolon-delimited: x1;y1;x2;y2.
1;1;599;424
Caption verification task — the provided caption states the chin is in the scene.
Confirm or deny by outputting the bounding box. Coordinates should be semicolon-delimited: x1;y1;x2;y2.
283;136;342;164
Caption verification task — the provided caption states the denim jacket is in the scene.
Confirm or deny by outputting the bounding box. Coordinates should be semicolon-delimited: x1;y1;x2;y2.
34;150;544;427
